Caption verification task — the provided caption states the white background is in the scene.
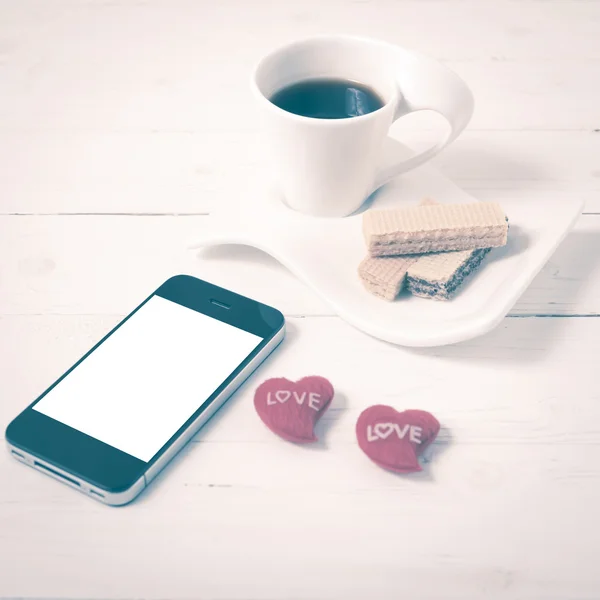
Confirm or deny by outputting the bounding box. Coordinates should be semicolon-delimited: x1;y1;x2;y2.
1;1;600;599
33;295;262;462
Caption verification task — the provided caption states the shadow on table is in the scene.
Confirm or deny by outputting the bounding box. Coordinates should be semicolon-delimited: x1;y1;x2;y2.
134;320;301;506
198;243;277;267
352;134;553;215
389;426;453;483
429;139;552;187
199;229;598;366
305;391;348;452
404;228;600;364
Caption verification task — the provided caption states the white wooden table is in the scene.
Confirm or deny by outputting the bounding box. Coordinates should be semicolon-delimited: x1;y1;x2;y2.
1;1;600;598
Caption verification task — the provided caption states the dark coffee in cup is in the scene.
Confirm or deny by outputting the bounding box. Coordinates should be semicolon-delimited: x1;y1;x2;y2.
270;78;385;120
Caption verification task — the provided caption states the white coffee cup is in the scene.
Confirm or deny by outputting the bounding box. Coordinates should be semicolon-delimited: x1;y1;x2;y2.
252;35;474;217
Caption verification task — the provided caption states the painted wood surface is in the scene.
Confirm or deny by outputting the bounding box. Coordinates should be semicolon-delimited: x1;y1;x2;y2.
1;212;598;317
2;315;600;599
1;0;599;598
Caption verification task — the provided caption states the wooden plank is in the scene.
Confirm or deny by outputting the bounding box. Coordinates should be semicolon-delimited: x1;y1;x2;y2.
1;1;599;77
1;3;600;132
1;2;599;600
1;60;599;133
2;314;600;446
1;315;600;599
432;132;600;214
1;446;599;600
0;212;598;317
0;131;598;214
2;1;600;214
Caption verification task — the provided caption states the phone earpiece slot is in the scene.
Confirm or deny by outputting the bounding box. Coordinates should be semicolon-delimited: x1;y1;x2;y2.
210;299;231;309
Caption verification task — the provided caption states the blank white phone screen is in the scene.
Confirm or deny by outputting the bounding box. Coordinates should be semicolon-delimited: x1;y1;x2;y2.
33;295;263;462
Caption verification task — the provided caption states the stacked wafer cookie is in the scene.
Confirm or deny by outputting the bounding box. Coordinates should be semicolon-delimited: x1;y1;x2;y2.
359;199;508;300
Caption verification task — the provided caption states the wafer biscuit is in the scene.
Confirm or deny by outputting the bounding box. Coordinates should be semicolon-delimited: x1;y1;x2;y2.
407;198;493;299
358;198;432;300
358;255;419;300
359;199;498;300
363;202;508;256
407;248;491;300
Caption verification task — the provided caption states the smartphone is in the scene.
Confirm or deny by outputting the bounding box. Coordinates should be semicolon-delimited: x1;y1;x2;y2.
5;275;285;506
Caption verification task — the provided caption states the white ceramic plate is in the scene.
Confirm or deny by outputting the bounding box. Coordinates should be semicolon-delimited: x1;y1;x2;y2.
191;142;583;347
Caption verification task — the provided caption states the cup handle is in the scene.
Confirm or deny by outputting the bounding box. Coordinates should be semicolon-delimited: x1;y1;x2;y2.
374;50;474;189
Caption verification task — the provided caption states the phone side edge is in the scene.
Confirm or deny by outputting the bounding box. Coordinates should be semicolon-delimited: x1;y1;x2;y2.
4;320;284;507
141;322;285;490
5;441;146;506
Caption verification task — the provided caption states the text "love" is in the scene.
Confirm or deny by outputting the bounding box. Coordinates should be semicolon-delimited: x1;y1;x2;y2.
267;390;322;412
367;423;423;444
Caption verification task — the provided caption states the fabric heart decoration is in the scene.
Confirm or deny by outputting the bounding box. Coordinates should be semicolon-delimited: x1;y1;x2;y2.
356;405;440;473
254;376;334;443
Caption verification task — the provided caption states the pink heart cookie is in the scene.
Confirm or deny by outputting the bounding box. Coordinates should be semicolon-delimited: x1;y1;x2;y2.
356;405;440;473
254;377;334;443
